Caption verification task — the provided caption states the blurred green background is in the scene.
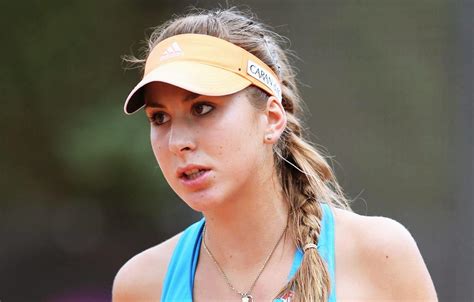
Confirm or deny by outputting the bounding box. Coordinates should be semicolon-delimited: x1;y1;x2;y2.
1;0;472;301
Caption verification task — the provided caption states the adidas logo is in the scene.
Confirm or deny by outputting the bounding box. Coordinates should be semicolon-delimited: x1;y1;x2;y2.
159;42;183;61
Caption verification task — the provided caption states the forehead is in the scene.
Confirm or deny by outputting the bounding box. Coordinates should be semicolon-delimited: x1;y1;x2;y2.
144;82;201;108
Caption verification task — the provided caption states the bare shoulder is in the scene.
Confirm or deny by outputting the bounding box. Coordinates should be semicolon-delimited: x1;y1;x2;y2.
112;232;182;302
332;207;438;301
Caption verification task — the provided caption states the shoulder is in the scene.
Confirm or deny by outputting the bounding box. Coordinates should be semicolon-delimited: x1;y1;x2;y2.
111;232;182;302
332;207;438;301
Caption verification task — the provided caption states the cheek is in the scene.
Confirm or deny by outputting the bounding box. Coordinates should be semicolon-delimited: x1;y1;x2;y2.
150;129;160;157
211;118;262;169
150;130;169;170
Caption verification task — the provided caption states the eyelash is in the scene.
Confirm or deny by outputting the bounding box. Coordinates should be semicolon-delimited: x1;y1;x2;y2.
148;102;215;126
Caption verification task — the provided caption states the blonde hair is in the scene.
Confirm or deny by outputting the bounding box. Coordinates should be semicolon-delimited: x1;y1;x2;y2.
124;7;353;302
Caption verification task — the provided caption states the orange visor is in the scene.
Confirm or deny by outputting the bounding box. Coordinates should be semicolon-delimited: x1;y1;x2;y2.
123;33;282;114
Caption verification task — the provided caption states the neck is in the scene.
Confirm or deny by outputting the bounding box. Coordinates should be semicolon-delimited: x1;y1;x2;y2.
202;169;291;268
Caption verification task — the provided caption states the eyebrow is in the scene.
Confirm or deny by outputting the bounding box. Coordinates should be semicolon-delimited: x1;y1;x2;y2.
145;91;201;109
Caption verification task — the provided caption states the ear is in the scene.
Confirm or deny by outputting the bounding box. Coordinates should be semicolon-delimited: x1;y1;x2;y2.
263;96;287;144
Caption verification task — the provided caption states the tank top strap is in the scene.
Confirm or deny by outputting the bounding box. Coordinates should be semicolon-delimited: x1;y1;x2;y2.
161;218;205;302
318;203;337;302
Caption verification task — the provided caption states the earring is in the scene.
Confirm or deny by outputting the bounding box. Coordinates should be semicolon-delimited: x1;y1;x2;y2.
265;134;272;141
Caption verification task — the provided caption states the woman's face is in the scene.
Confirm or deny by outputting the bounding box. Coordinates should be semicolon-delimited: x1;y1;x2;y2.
144;82;269;212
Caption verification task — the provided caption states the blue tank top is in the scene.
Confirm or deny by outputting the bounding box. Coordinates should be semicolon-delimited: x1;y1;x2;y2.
161;203;336;301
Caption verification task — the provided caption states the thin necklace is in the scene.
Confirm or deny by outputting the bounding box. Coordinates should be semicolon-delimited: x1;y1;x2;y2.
202;223;287;302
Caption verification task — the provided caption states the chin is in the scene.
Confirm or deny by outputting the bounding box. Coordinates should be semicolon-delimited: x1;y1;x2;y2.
178;190;225;213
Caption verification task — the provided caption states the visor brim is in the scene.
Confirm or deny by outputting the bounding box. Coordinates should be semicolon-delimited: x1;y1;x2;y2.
124;61;252;114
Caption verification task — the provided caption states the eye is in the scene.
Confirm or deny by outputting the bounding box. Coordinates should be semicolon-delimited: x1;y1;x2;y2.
192;103;214;115
148;111;170;125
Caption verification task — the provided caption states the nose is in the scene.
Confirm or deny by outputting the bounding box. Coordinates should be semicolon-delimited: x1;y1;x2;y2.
168;123;196;155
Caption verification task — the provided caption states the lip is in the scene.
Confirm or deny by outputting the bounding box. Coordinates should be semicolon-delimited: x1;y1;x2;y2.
176;164;212;189
176;164;212;178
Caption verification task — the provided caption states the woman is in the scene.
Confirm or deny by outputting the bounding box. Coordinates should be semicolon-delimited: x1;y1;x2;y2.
112;7;437;302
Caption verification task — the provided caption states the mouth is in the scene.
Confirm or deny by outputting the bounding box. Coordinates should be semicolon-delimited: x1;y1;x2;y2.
179;168;211;180
177;165;211;180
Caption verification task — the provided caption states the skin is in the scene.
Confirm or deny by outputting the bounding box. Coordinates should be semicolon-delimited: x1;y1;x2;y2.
112;82;438;301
